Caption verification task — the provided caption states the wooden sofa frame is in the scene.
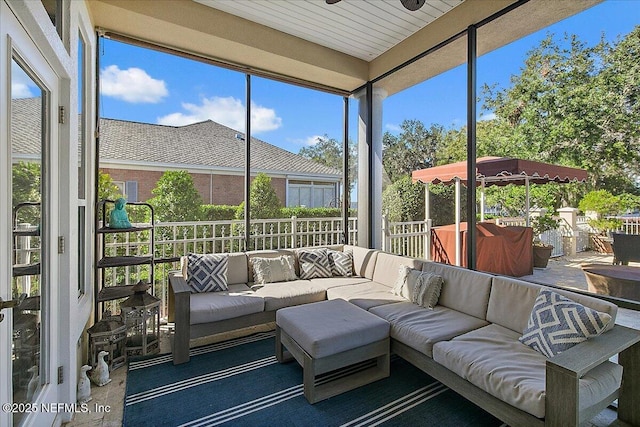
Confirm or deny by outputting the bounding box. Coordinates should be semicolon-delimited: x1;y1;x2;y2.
168;268;640;427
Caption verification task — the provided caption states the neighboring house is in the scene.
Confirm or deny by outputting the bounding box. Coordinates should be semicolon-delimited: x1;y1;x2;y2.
99;118;342;207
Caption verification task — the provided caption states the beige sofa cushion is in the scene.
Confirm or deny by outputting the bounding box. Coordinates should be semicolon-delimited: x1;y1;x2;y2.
345;245;379;279
276;299;389;358
326;281;406;310
369;302;488;357
372;252;423;288
421;261;493;320
432;324;623;419
181;252;248;286
487;276;618;334
190;284;264;325
308;276;371;290
251;280;326;311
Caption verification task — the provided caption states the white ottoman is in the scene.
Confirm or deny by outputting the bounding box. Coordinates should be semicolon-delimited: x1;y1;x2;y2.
275;299;390;403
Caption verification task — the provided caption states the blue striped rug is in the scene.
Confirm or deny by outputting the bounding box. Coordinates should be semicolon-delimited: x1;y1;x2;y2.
124;332;504;427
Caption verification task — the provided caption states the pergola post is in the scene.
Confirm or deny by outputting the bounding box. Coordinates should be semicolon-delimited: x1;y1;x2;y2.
455;177;461;266
525;177;530;227
480;178;485;222
424;182;431;261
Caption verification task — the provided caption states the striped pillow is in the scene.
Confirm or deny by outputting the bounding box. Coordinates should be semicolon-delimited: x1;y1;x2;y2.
298;248;332;279
186;253;229;293
327;249;353;277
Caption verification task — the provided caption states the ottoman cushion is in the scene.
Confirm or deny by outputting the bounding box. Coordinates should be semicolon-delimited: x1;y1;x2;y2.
276;299;389;358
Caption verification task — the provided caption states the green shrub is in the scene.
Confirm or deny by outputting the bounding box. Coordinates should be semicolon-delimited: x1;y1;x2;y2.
201;204;238;221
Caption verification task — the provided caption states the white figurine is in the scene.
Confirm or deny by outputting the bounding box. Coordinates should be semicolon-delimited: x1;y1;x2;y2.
77;365;92;403
91;350;112;387
26;365;39;402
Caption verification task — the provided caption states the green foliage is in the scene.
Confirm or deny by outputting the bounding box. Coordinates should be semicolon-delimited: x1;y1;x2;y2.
531;213;560;243
382;120;446;183
588;218;623;235
235;173;281;219
429;184;468;226
578;190;622;216
201;205;238;221
280;206;345;219
298;134;356;199
12;162;41;224
481;29;640;195
98;171;122;201
148;170;203;222
382;176;424;222
484;184;559;216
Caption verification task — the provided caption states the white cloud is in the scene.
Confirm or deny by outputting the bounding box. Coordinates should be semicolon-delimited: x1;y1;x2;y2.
304;135;324;146
479;112;497;121
157;96;282;133
100;65;168;103
11;62;36;98
385;123;401;133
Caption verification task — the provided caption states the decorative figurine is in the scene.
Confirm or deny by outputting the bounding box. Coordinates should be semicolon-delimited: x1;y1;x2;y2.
77;365;92;403
109;197;132;229
91;350;112;386
26;366;39;402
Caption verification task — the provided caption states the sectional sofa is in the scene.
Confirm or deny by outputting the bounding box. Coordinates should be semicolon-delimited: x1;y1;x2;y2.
168;244;640;427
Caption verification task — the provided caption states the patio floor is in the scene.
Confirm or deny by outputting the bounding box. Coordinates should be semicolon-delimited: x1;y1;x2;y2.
63;250;640;427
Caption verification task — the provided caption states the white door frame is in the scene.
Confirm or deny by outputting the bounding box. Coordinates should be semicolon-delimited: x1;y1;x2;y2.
1;2;61;425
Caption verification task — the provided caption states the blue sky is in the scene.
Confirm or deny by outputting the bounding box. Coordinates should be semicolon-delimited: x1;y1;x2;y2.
98;0;640;154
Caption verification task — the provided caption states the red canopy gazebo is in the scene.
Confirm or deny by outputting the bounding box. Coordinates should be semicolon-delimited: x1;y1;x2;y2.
412;156;587;266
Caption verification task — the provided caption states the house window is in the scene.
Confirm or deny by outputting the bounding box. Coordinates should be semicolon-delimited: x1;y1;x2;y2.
288;181;336;208
113;180;138;202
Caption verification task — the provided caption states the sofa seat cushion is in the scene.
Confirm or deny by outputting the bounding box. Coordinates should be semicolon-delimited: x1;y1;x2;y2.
369;302;488;357
276;299;389;358
432;324;623;419
190;284;264;325
309;276;371;290
251;280;326;311
326;281;406;310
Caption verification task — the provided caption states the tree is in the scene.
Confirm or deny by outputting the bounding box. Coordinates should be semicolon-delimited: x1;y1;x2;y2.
481;29;640;196
12;161;41;224
148;170;203;221
298;134;357;203
382;120;445;183
235;172;281;219
382;176;424;222
98;170;122;201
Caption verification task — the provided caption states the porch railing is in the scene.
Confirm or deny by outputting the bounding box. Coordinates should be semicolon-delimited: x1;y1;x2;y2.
382;217;432;259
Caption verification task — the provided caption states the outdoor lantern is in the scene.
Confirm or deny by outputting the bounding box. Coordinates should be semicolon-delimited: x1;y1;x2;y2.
120;281;160;357
87;311;127;371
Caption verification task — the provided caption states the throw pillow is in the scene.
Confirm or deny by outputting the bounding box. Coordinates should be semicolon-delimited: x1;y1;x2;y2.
327;249;353;277
415;272;443;309
391;265;423;300
298;248;332;279
186;253;229;293
251;255;297;285
519;289;612;358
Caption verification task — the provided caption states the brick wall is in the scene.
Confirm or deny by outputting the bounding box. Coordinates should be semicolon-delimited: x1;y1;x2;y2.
100;168;287;206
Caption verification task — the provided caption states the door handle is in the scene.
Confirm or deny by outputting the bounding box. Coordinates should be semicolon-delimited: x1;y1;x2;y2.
0;293;26;323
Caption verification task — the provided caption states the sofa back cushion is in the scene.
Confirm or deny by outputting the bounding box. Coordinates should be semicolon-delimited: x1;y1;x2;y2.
246;249;297;282
181;252;248;286
487;276;618;334
345;245;378;279
372;252;423;288
421;261;493;319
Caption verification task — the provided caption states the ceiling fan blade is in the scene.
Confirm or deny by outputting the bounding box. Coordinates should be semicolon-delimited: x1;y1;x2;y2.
326;0;342;4
400;0;426;11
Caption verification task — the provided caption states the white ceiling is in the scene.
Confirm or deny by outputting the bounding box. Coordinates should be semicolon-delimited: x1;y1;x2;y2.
193;0;464;61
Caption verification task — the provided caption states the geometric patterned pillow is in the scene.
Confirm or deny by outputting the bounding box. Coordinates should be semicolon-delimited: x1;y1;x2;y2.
186;253;229;293
327;249;353;277
518;289;612;358
298;248;332;279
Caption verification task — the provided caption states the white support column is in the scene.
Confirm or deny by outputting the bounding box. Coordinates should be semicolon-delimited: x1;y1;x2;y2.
455;177;461;266
354;87;387;249
424;183;431;260
525;177;530;227
558;207;579;256
480;178;485;222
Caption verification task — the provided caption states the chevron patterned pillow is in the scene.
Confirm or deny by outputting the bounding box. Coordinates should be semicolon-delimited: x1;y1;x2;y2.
298;248;332;279
519;289;612;358
186;253;229;293
327;249;353;277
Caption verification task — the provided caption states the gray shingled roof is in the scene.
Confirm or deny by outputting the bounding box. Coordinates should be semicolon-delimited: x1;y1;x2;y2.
100;118;341;177
11;97;341;178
